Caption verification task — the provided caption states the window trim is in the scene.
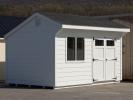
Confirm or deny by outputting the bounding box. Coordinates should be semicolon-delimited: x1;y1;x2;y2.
66;37;85;62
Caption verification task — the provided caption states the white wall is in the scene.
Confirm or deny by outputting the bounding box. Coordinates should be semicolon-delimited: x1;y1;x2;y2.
55;29;123;87
6;14;61;87
55;37;93;87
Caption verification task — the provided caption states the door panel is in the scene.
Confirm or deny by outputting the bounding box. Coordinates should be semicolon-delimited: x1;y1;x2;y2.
105;47;115;80
105;61;115;80
93;48;104;60
93;48;104;81
106;48;115;60
93;61;104;81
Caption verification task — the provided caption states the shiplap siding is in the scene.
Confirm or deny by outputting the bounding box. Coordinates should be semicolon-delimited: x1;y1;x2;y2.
55;37;93;87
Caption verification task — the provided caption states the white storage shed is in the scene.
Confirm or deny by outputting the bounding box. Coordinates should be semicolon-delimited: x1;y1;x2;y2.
5;13;130;88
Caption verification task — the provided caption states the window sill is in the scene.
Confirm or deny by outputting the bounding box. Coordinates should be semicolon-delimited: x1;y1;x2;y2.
66;60;85;63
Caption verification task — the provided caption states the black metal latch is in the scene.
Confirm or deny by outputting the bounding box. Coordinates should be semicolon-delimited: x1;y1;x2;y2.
93;78;98;82
92;58;99;61
112;77;117;80
112;58;117;61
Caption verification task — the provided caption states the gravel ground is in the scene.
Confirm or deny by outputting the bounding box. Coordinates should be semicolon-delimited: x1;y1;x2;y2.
0;82;133;100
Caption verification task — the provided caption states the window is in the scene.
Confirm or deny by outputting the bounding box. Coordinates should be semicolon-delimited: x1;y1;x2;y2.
77;38;84;60
67;37;75;60
95;40;104;46
67;37;84;61
107;40;114;46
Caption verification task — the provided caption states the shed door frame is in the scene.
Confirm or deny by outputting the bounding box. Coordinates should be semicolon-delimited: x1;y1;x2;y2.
92;38;117;82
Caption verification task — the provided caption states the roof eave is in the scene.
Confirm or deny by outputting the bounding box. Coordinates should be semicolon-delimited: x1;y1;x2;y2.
62;24;130;33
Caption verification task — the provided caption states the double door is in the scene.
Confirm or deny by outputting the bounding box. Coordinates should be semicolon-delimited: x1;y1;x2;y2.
93;38;117;82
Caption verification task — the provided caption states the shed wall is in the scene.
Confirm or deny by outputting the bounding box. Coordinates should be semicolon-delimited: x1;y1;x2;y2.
55;37;93;87
6;14;60;87
55;29;122;87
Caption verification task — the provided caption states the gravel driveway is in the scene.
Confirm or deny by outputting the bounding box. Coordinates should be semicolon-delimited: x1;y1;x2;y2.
0;83;133;100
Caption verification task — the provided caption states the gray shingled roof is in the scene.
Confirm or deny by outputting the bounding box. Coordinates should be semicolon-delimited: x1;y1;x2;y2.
43;13;128;28
0;16;27;38
0;13;129;38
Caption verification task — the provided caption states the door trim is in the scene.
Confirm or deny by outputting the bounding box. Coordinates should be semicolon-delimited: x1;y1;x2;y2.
92;38;117;82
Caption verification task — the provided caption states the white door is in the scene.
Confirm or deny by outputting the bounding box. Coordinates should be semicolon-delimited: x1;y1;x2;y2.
93;39;105;81
93;39;116;82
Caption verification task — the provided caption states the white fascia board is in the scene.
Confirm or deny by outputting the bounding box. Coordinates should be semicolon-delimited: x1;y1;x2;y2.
62;24;130;32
